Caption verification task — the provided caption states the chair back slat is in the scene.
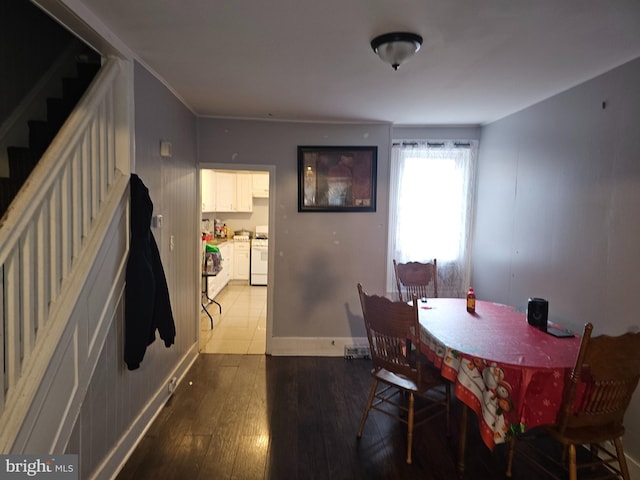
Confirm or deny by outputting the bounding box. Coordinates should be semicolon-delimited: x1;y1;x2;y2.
393;259;438;301
358;283;421;382
559;323;640;432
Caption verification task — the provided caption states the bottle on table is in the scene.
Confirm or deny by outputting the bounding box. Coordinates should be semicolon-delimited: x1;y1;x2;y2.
466;287;476;313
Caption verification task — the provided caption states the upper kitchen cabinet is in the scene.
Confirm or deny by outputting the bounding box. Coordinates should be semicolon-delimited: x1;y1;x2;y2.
235;173;253;211
214;171;236;211
201;170;253;213
252;172;269;198
201;169;216;212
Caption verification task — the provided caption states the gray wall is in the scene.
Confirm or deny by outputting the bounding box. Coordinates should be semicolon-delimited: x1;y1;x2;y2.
67;61;200;479
133;61;200;343
473;57;640;463
198;122;481;352
198;120;391;341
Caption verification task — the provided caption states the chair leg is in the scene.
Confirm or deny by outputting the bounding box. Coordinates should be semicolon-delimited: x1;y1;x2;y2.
568;444;577;480
613;437;630;480
357;379;378;438
505;437;516;478
406;392;415;464
445;382;451;436
457;403;468;478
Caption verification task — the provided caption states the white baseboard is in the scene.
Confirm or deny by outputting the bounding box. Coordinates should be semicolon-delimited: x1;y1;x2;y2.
267;337;369;356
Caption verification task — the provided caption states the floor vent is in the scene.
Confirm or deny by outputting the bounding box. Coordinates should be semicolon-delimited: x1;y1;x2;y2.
344;345;370;359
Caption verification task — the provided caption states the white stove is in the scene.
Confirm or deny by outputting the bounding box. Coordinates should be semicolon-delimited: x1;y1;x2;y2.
251;225;268;285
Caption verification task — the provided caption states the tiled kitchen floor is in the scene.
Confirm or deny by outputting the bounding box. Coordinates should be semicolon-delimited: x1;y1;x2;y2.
199;283;267;354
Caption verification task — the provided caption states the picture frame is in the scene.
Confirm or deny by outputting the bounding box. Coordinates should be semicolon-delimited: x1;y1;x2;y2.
297;146;377;212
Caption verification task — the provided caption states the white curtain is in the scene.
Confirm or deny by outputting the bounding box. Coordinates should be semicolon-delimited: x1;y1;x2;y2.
387;140;478;298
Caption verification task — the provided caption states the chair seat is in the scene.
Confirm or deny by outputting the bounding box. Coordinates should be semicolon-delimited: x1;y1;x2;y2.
545;423;625;445
373;362;446;392
373;367;420;392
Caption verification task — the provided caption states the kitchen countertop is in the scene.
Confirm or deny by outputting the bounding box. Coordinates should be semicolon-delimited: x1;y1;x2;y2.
204;238;253;245
205;238;230;246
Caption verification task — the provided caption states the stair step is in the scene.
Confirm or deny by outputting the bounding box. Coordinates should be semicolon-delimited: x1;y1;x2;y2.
76;60;101;84
62;77;86;105
46;97;74;131
0;48;102;218
0;177;23;218
7;147;38;183
28;120;56;157
63;57;101;104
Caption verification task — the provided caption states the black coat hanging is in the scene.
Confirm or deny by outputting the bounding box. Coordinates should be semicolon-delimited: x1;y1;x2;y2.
124;173;176;370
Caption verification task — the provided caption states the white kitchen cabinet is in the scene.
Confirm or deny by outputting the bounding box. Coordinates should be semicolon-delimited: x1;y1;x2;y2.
252;172;269;198
206;270;219;299
213;171;235;212
201;169;216;212
210;171;253;212
233;241;250;280
218;241;232;288
235;173;253;212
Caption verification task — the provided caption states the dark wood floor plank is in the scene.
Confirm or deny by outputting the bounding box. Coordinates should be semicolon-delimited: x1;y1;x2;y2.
117;354;610;480
197;355;264;479
115;436;157;480
160;434;212;478
296;357;333;479
264;355;299;480
318;358;370;480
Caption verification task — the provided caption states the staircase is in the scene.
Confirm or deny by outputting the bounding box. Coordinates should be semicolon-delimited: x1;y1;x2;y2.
0;51;131;454
0;51;101;217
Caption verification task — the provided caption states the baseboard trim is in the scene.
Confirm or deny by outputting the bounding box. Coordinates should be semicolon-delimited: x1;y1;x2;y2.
268;337;369;356
90;344;199;480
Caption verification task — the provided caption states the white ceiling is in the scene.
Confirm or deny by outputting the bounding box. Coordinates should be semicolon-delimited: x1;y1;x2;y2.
78;0;640;125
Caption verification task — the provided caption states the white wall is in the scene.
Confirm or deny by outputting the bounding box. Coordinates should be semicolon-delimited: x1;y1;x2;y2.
473;56;640;466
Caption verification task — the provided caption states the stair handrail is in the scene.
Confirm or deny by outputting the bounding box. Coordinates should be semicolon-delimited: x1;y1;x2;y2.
0;55;130;452
0;58;120;248
0;39;86;177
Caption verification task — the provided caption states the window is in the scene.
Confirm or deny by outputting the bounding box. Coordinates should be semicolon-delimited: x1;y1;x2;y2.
388;141;478;298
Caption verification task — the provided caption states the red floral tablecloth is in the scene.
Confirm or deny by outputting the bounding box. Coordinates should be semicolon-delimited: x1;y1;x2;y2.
417;298;581;450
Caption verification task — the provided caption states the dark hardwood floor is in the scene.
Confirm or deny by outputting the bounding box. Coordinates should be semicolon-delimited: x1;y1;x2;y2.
115;355;606;480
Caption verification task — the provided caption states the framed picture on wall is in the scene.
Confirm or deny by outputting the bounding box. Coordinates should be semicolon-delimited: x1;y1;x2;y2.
297;146;377;212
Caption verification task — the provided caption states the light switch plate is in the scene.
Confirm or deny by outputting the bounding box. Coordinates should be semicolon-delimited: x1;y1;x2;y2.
160;140;172;158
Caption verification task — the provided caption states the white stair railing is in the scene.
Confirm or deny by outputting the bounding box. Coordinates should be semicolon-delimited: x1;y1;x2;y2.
0;56;130;451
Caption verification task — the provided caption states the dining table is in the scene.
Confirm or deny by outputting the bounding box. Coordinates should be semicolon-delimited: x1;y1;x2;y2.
415;298;582;477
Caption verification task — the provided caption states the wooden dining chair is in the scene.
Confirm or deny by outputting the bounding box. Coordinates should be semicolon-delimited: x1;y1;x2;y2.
356;283;450;464
506;322;640;480
393;259;438;302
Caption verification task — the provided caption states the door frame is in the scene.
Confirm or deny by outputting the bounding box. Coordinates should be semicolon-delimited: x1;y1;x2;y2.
198;162;275;354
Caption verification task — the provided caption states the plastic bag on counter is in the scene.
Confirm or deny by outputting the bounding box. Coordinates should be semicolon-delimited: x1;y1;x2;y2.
204;245;222;274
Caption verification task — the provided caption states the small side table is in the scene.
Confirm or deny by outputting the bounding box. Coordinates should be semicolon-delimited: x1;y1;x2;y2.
201;272;222;329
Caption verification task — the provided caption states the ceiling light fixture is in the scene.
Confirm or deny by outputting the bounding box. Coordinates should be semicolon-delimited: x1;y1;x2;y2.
370;32;423;71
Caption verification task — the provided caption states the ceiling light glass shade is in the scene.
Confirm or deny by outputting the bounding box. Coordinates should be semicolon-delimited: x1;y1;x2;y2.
370;32;423;70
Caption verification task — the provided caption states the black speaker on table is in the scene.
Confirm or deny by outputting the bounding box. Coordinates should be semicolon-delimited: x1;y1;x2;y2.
527;298;548;329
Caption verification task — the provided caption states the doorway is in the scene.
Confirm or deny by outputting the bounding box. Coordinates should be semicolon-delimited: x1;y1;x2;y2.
198;164;274;354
